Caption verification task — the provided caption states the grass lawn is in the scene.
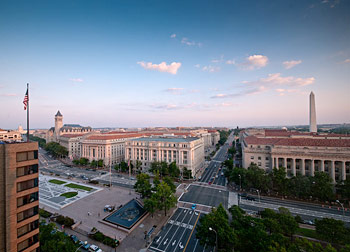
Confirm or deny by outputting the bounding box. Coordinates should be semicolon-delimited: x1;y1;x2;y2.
49;179;66;185
65;183;93;191
296;227;318;239
60;192;78;198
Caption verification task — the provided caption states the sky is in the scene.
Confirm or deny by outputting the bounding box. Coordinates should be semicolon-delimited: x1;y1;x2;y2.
0;0;349;129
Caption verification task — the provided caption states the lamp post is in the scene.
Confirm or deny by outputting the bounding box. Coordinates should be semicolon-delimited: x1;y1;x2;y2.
238;174;241;191
209;227;218;252
256;189;260;203
75;241;87;252
336;200;345;222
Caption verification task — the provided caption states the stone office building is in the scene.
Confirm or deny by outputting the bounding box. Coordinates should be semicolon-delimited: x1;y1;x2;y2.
242;129;350;182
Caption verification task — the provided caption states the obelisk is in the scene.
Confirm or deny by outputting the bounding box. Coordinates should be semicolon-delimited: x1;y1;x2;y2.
309;91;317;133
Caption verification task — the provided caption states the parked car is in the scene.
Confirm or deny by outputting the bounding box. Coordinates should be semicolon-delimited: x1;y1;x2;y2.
192;204;196;210
70;235;79;243
89;244;102;252
79;241;90;250
104;205;115;212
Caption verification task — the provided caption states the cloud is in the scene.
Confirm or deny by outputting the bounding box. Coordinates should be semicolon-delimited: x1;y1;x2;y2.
194;64;201;68
170;33;176;38
202;65;220;73
211;86;266;99
241;54;269;70
69;78;84;83
245;73;315;87
137;61;181;75
211;55;224;63
283;60;302;69
151;104;180;110
181;37;202;47
322;0;340;8
343;59;350;63
164;87;184;95
226;60;235;65
1;93;17;97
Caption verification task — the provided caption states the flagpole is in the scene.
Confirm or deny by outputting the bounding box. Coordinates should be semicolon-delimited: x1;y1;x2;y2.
27;83;29;142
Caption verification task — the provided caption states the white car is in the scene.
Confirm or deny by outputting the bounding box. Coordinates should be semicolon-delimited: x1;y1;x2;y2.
89;244;102;252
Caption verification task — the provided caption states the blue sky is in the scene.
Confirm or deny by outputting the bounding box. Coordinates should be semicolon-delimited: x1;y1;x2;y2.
0;0;349;129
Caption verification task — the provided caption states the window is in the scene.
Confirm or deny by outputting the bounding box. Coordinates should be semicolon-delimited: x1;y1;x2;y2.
17;165;38;177
251;156;254;160
258;162;262;166
17;192;39;207
17;220;39;238
258;156;261;160
17;234;38;252
16;151;38;162
265;157;269;161
17;179;38;192
17;206;38;223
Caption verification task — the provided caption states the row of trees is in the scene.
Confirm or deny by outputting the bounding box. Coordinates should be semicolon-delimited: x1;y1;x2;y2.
45;142;68;158
218;129;232;145
196;204;350;252
225;162;350;203
134;173;177;217
29;135;46;148
73;158;104;168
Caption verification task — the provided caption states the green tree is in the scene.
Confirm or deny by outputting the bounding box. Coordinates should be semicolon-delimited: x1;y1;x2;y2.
311;172;335;202
39;222;77;252
271;167;288;196
152;173;161;191
79;158;89;166
91;160;97;168
337;179;350;204
144;195;157;218
153;181;177;216
197;204;236;252
287;174;311;199
135;160;142;174
150;161;162;175
182;167;192;179
315;218;347;245
246;163;271;193
134;173;152;198
225;166;246;188
168;162;180;178
120;161;128;172
97;159;104;167
163;176;176;193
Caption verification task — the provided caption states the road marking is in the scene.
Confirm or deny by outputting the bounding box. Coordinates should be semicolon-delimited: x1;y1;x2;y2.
183;212;201;252
149;246;165;252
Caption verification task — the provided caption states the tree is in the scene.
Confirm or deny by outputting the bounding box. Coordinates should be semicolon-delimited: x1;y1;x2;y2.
91;160;97;168
271;167;288;196
224;166;246;188
39;222;77;252
153;181;177;216
163;176;176;193
337;179;350;204
152;173;161;191
134;173;152;198
97;159;104;168
287;174;311;199
315;218;347;245
182;167;192;179
79;158;89;166
120;161;128;172
197;204;236;252
135;160;142;174
144;195;157;218
311;172;335;202
150;161;162;175
168;162;180;178
246;163;271;193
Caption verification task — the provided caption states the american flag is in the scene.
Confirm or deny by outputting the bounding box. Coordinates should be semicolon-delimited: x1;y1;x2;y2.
23;88;28;110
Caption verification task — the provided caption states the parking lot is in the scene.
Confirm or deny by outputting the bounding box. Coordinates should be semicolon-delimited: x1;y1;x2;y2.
149;207;213;252
179;184;229;209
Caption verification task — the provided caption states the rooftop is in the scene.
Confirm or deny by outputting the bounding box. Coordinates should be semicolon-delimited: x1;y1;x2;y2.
133;137;199;143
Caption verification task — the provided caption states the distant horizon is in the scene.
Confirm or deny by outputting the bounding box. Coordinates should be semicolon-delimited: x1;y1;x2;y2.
1;1;349;128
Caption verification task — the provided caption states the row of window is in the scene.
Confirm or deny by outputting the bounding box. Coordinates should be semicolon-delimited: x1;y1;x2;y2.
16;151;38;162
251;156;269;161
17;220;39;238
17;206;38;223
17;164;38;177
17;178;38;192
17;234;38;252
17;192;39;208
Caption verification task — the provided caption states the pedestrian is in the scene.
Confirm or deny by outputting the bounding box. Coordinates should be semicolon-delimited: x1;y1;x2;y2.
98;212;100;217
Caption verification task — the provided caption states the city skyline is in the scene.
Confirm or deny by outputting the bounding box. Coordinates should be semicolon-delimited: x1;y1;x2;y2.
1;0;349;129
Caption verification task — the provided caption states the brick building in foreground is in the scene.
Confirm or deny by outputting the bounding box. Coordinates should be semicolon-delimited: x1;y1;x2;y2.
0;141;39;252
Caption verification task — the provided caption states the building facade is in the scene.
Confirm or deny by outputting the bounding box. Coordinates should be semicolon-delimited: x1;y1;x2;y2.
0;129;22;142
241;129;350;182
125;137;205;178
0;142;39;252
46;111;93;143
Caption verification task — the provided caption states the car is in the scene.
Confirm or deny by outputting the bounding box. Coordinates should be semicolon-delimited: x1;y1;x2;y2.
70;235;79;243
246;196;255;201
192;204;196;210
79;241;90;250
89;244;102;252
104;205;115;212
215;175;218;179
305;220;315;225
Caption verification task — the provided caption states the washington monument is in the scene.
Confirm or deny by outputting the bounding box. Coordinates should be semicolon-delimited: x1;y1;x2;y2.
309;91;317;133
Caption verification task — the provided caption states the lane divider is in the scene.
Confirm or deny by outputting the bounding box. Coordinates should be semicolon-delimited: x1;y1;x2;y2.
183;212;201;252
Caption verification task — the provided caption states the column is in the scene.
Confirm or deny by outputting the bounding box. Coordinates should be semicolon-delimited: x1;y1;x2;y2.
320;160;324;172
291;158;296;176
310;159;315;177
301;159;305;176
283;157;287;169
275;157;278;168
330;161;335;182
341;161;346;181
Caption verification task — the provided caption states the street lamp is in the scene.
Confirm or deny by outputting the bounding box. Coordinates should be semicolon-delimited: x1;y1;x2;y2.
238;174;241;191
256;189;261;203
336;200;345;222
75;241;87;252
209;227;218;252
